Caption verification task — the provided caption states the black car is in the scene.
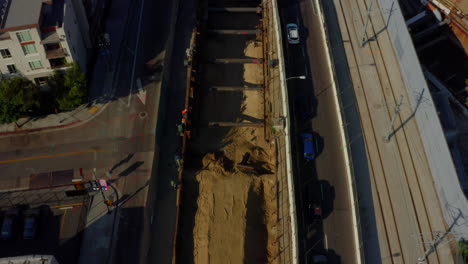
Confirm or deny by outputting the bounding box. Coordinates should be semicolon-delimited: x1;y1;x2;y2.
306;186;323;219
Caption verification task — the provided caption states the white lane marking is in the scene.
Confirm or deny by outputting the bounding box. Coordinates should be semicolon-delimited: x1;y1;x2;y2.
324;234;328;249
128;0;147;107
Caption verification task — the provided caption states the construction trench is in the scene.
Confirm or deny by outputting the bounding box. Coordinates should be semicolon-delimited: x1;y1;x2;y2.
173;0;293;263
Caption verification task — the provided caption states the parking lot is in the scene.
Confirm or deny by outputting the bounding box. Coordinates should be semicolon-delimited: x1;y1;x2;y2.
0;171;92;263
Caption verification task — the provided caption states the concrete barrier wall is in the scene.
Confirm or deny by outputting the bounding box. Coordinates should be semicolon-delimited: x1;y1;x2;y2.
377;0;468;238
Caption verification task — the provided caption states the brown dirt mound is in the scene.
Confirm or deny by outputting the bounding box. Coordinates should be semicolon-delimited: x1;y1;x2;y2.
192;141;279;264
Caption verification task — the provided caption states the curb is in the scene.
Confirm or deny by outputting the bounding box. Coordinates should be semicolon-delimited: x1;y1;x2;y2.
0;120;82;136
0;101;110;138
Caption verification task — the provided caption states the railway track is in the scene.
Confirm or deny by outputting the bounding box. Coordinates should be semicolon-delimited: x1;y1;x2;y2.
332;0;454;263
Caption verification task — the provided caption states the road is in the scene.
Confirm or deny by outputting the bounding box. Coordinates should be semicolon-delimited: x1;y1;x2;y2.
0;0;179;263
278;0;357;263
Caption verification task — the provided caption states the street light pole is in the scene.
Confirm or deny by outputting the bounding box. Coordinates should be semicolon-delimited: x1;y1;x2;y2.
286;75;306;81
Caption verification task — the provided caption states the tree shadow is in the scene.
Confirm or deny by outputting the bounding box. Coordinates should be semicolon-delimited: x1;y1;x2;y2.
118;161;144;177
109;153;134;173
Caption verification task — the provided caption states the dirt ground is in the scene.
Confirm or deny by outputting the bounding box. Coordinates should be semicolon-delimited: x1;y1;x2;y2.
179;38;279;263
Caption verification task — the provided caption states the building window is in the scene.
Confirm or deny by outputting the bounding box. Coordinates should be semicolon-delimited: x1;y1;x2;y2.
7;64;16;73
16;31;32;42
29;60;43;70
0;48;11;58
21;43;37;55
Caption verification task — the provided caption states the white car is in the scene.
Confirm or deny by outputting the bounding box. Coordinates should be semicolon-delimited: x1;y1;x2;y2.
286;23;300;44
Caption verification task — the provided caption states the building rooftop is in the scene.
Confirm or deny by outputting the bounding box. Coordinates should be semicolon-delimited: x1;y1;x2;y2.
1;0;44;29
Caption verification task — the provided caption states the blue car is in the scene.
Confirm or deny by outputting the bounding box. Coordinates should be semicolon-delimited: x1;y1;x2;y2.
301;133;317;161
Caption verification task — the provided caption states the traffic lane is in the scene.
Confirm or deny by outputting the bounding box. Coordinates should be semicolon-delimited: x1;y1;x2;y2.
281;0;354;262
147;0;196;262
112;0;173;100
0;136;151;185
0;100;149;153
299;0;357;262
279;2;326;262
282;34;329;264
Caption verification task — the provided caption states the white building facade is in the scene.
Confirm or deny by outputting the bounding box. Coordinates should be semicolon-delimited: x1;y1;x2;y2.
0;0;88;85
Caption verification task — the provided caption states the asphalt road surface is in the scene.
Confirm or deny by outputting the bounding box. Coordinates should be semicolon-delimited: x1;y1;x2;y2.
0;0;178;263
278;0;357;263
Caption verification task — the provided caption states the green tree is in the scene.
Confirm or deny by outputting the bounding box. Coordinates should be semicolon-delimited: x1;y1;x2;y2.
0;77;39;124
460;239;468;263
49;62;87;111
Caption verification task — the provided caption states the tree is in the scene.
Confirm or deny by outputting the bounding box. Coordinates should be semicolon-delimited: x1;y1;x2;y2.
0;77;39;124
49;62;87;111
459;239;468;263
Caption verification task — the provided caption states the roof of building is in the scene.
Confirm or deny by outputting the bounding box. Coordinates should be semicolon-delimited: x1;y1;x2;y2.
1;0;44;29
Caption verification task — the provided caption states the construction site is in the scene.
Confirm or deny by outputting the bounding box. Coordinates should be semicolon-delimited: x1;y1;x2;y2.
173;0;294;263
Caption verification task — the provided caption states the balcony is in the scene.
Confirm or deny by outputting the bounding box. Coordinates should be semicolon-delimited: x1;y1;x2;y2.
45;47;65;59
49;57;67;69
0;32;10;40
41;30;60;44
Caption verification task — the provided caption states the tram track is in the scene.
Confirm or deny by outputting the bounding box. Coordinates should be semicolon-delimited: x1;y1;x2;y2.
331;0;454;262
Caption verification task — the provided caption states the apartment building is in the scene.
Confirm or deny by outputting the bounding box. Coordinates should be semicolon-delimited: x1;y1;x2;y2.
0;0;88;86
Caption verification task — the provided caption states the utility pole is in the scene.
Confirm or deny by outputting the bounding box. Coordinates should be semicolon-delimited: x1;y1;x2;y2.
385;95;404;142
361;0;374;47
414;231;455;263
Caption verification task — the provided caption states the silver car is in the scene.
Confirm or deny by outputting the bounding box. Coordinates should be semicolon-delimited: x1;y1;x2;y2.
286;23;299;44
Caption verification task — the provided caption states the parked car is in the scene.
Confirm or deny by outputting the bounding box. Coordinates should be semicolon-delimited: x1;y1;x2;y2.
286;23;300;44
308;202;322;219
311;255;327;263
1;209;19;240
301;133;317;161
306;181;327;219
23;212;38;240
307;187;322;219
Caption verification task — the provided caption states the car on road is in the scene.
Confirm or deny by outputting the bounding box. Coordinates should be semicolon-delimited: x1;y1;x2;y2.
306;181;328;220
308;202;322;219
306;188;323;219
311;255;327;263
301;133;317;161
286;23;300;44
23;211;39;240
1;209;19;240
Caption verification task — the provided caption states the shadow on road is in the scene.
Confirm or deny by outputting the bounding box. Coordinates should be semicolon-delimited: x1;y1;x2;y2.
118;161;144;177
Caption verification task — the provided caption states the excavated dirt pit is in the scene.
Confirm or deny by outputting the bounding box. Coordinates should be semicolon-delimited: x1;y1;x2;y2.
177;5;279;262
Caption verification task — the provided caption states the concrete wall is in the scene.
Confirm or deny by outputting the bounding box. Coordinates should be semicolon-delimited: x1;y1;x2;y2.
377;0;468;238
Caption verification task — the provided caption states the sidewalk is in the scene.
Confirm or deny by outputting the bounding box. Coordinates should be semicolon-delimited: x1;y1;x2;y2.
0;0;132;137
